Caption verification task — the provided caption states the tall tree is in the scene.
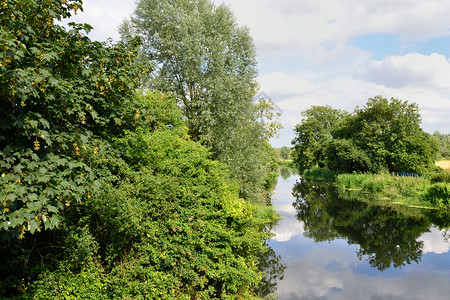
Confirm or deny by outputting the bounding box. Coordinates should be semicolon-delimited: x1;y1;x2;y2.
123;0;279;202
291;105;347;172
123;0;258;143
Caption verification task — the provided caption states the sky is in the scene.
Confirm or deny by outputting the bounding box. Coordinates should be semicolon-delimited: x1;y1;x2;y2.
65;0;450;147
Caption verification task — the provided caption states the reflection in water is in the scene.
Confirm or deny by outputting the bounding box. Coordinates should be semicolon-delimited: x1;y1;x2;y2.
256;243;286;298
292;178;431;270
279;167;293;180
268;173;450;299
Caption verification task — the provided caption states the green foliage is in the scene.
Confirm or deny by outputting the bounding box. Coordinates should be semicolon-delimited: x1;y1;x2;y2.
2;91;276;299
335;172;449;209
424;183;450;206
292;96;439;174
336;173;391;193
0;0;144;235
291;105;348;171
326;138;372;173
331;96;438;173
1;1;277;298
80;127;273;299
430;171;450;183
433;131;450;159
124;0;280;203
279;146;291;160
126;0;259;141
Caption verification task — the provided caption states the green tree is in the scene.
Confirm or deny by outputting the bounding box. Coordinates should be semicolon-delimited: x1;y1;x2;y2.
433;131;450;159
292;97;439;174
291;105;347;172
123;0;258;142
123;0;280;202
330;96;438;173
0;0;143;236
279;146;291;160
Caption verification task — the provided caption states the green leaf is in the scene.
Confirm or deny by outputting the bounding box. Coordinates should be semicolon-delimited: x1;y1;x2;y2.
47;205;58;213
29;219;40;234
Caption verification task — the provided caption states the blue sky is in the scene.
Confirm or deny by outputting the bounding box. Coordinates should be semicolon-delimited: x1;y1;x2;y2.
65;0;450;147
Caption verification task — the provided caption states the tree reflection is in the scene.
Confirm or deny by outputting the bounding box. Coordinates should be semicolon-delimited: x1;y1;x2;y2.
256;242;286;298
292;178;434;271
279;167;295;180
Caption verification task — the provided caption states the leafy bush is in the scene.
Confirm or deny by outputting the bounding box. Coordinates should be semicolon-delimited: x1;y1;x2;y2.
424;183;450;205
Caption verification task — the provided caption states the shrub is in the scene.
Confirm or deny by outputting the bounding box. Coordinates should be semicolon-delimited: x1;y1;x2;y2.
424;183;450;205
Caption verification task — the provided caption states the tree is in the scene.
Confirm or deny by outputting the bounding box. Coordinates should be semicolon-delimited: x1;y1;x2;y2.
291;96;439;174
0;0;143;236
291;105;347;172
123;0;280;202
279;146;291;160
124;0;258;142
433;131;450;159
330;96;438;173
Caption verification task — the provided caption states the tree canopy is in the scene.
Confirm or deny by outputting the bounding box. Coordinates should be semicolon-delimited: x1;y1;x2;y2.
292;96;439;174
291;105;347;172
122;0;280;202
433;131;450;159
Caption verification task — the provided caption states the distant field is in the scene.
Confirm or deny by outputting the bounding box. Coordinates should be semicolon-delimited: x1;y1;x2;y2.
436;160;450;170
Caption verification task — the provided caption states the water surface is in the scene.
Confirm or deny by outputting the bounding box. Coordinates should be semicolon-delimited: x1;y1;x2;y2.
267;172;450;299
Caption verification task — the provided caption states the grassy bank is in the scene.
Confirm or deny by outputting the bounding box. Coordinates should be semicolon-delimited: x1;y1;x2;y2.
299;162;450;209
336;172;450;209
279;159;295;169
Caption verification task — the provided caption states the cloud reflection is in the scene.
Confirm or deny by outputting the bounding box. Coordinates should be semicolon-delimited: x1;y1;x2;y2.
275;243;450;300
270;174;450;299
418;226;450;254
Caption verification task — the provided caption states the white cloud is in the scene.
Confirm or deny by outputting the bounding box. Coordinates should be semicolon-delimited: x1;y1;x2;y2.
356;53;450;89
61;0;135;41
275;244;450;300
271;218;304;242
215;0;450;57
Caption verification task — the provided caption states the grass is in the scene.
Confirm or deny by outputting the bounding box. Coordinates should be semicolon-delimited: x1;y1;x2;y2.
303;167;336;182
335;172;449;209
279;159;295;169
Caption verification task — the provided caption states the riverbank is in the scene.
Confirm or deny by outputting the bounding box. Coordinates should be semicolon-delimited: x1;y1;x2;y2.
336;172;449;209
300;166;450;209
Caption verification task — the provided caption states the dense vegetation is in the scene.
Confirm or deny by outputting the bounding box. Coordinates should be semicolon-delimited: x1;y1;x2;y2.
336;172;450;208
292;97;449;209
292;96;439;174
120;0;281;203
0;0;278;298
433;131;450;160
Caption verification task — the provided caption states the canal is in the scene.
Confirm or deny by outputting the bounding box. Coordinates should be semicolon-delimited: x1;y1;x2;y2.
266;171;450;299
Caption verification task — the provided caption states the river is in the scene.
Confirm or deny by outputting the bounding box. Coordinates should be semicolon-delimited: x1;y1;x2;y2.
264;171;450;299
